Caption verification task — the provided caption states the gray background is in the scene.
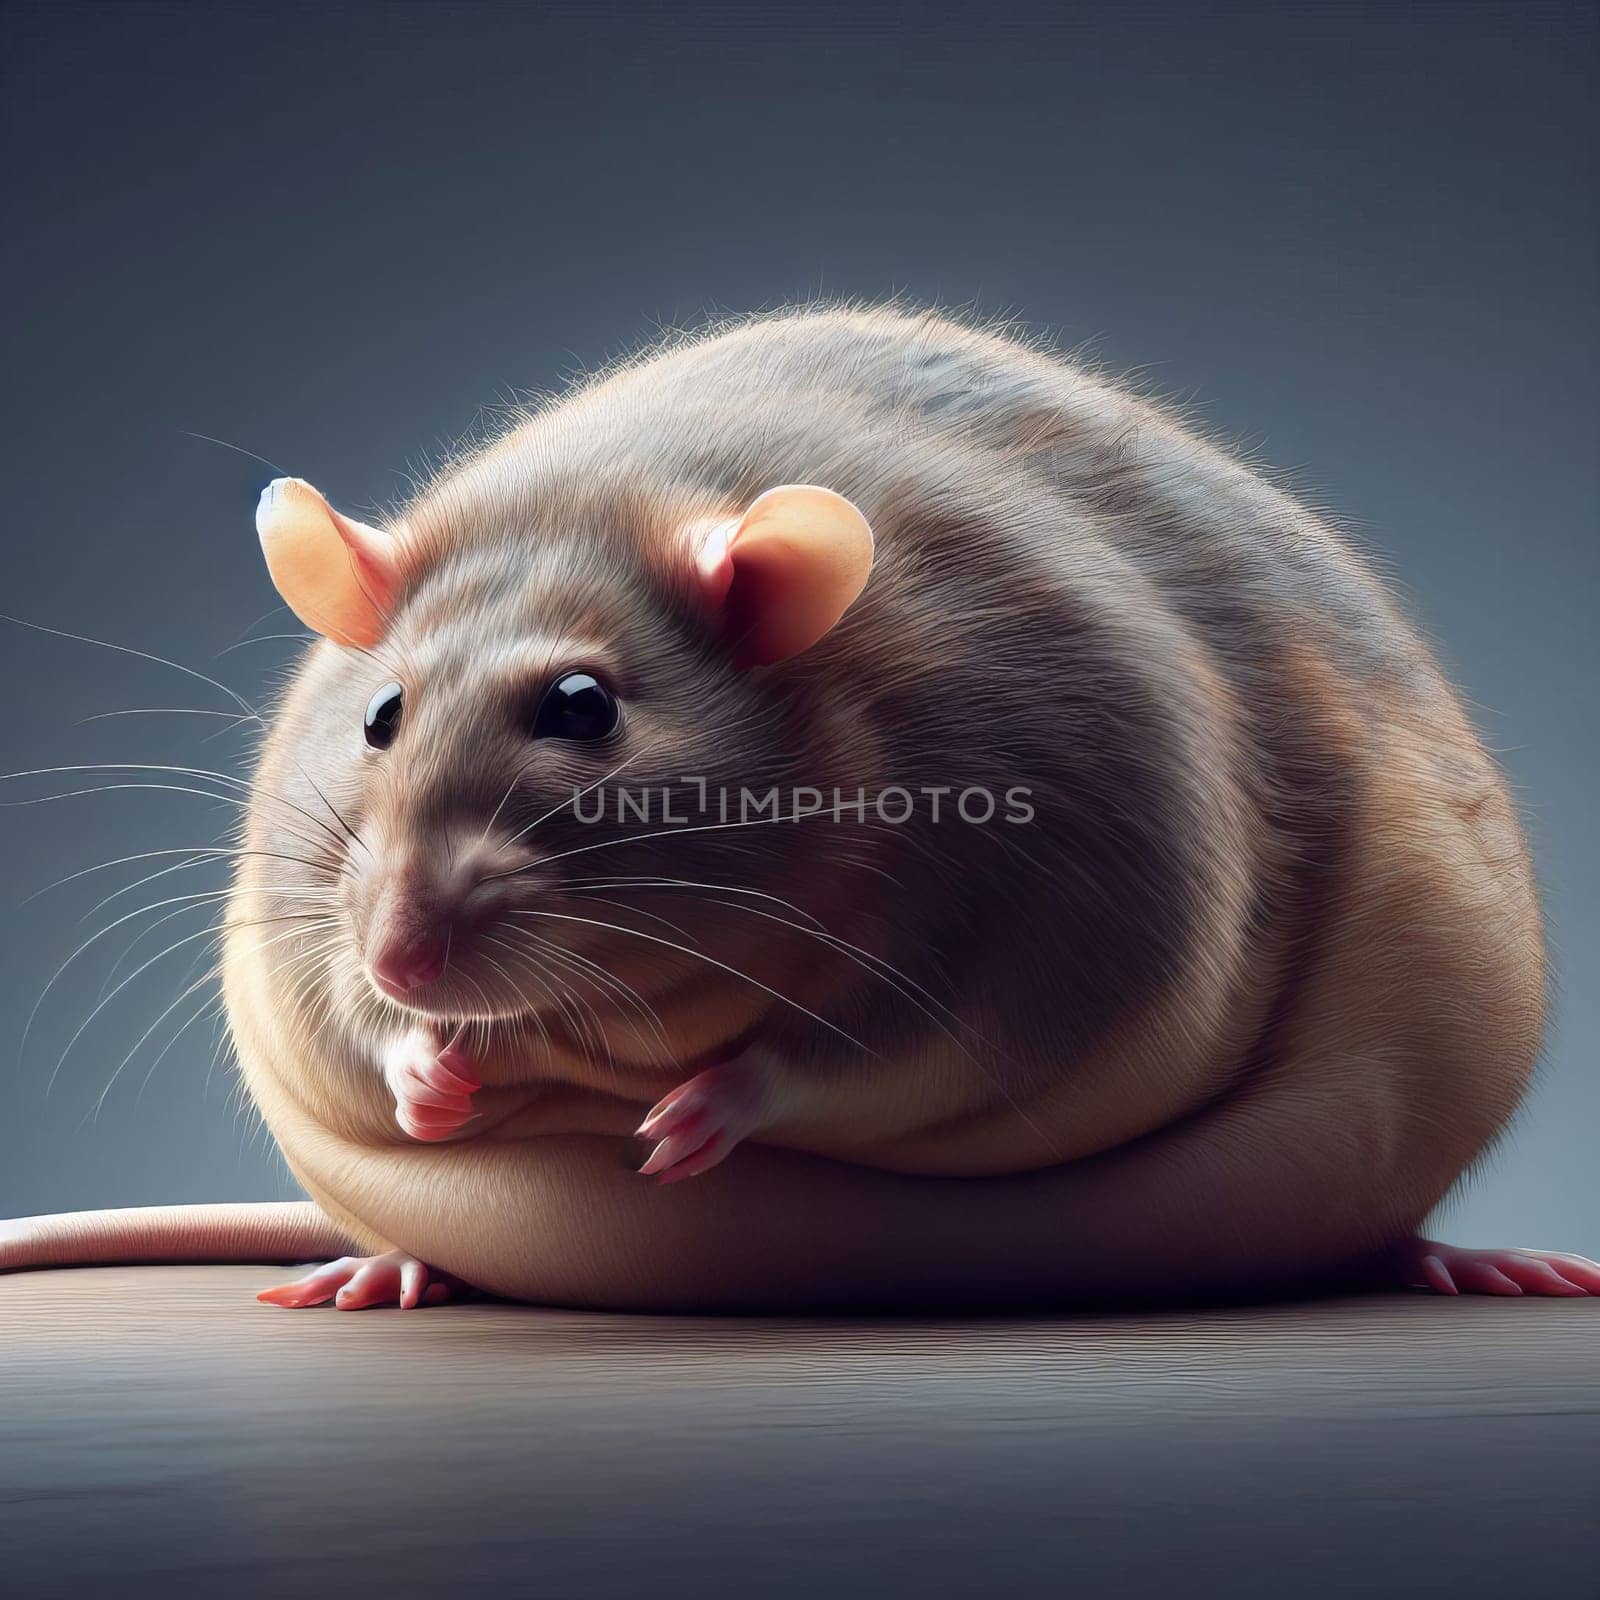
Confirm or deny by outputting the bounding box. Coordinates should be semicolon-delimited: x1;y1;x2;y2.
1;0;1593;1252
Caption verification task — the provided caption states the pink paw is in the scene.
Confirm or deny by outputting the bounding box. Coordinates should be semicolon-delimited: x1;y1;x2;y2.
382;1026;480;1142
1404;1237;1600;1297
636;1058;770;1183
257;1249;467;1311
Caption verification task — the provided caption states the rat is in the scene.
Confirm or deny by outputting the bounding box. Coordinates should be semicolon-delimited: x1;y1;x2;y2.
4;306;1596;1311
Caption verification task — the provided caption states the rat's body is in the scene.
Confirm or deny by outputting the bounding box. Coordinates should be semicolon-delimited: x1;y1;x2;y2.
6;307;1591;1308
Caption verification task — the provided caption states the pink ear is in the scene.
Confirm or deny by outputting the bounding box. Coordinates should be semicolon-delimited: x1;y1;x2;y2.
255;478;401;648
690;485;874;668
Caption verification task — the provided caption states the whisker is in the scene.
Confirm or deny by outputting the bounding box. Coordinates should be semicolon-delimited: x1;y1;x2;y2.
0;613;262;726
94;890;232;1006
135;985;230;1106
75;708;255;729
565;892;697;943
216;632;312;655
510;907;879;1059
508;928;673;1061
99;885;336;1001
477;940;562;1058
92;918;340;1118
49;910;337;1097
28;843;335;907
79;853;226;925
485;803;874;883
562;876;979;1045
296;764;372;860
479;772;523;852
502;741;657;849
481;934;604;1068
561;874;828;932
25;887;262;1071
25;847;233;906
697;895;995;1051
0;763;361;863
178;428;290;477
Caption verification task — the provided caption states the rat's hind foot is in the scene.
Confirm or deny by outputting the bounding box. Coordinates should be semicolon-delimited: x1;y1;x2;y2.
382;1026;481;1143
1391;1236;1600;1296
636;1057;772;1183
257;1248;468;1311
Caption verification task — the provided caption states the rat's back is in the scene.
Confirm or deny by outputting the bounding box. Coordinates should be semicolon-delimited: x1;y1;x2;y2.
472;306;1426;691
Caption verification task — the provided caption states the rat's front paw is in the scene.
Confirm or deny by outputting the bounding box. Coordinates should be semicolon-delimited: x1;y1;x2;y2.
636;1057;772;1183
382;1026;481;1142
257;1249;469;1311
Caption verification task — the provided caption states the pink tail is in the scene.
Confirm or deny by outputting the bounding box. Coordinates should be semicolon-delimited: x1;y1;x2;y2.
0;1202;360;1272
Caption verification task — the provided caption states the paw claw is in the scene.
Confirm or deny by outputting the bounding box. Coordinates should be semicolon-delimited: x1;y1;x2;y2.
434;1044;481;1093
655;1134;733;1184
257;1257;356;1308
636;1100;709;1142
638;1134;688;1177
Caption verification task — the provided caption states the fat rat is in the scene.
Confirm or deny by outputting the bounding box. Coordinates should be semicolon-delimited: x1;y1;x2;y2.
5;306;1596;1311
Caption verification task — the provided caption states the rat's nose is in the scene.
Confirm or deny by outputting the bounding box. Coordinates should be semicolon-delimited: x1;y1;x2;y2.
367;928;450;999
358;830;516;1005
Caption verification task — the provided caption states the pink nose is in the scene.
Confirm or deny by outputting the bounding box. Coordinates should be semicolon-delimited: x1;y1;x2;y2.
368;933;449;998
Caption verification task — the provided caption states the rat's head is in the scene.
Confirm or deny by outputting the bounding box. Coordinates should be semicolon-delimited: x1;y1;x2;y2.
247;473;874;1044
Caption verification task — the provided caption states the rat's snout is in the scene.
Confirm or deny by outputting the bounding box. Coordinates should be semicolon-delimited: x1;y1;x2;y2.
367;895;450;998
364;874;457;1000
354;826;538;1008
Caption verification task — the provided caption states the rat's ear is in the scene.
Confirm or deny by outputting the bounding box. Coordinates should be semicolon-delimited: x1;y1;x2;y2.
689;485;874;668
255;477;401;648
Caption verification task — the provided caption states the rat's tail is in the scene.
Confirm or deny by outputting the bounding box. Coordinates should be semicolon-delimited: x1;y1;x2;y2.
0;1203;360;1272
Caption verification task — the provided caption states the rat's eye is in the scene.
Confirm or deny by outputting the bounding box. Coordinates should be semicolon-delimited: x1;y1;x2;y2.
532;672;618;742
364;682;404;749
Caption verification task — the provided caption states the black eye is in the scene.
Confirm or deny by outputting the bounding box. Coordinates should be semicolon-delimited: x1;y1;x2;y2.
532;672;618;741
364;682;404;749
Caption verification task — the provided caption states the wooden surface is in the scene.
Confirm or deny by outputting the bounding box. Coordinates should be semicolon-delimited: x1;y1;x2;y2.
1;1268;1595;1598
